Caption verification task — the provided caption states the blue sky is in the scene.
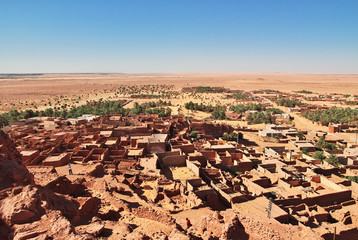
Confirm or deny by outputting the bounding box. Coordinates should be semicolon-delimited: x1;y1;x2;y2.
0;0;357;73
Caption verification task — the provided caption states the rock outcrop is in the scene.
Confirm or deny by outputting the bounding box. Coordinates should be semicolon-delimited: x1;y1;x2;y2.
0;132;33;190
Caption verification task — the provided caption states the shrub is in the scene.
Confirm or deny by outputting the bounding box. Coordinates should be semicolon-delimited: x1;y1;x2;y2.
313;151;325;160
189;131;198;138
222;132;237;141
302;107;358;126
326;154;339;166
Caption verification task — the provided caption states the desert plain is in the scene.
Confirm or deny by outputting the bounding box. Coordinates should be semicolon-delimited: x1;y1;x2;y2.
0;73;357;112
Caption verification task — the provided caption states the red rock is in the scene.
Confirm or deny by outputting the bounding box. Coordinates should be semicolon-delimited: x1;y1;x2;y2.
76;222;104;237
0;185;40;225
103;175;126;193
169;228;190;240
13;210;92;240
125;231;148;240
85;163;104;177
73;197;101;225
11;210;35;224
0;132;33;191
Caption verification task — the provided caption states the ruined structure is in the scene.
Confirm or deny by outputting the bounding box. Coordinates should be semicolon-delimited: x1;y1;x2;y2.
0;112;357;239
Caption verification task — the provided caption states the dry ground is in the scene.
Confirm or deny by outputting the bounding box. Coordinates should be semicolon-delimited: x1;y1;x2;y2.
1;73;357;112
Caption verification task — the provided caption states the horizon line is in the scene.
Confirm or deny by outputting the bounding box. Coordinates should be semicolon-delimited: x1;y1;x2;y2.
1;72;358;75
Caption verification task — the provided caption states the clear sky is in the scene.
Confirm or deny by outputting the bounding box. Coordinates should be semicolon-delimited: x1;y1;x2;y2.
0;0;357;73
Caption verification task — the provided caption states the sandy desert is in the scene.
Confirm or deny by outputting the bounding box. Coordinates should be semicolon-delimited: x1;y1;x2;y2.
1;73;357;112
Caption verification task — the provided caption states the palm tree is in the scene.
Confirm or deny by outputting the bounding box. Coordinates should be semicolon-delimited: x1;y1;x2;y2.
327;154;339;166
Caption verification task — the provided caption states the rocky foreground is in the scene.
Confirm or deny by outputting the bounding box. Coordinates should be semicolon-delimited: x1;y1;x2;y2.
0;131;322;239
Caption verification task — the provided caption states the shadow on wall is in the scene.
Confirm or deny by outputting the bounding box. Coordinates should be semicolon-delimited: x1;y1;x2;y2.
322;228;358;240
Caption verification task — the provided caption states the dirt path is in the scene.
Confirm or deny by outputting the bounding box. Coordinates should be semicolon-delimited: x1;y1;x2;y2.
269;100;329;132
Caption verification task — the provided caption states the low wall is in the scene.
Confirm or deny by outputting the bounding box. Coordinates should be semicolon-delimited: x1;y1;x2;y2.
156;151;179;161
171;144;194;154
275;190;352;207
305;190;352;207
162;155;186;166
195;188;216;199
186;160;200;176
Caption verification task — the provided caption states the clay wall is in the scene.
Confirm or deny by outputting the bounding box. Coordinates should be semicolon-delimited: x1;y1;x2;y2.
305;190;352;207
194;188;216;199
253;178;271;188
275;190;352;207
320;175;345;192
278;178;294;190
242;178;269;196
162;155;186;167
220;155;233;166
188;155;206;166
347;158;358;165
231;152;243;160
275;197;303;207
238;160;253;172
350;181;358;198
199;150;216;159
171;144;194;154
186;160;200;176
258;164;276;173
148;142;166;153
155;151;180;162
186;178;203;190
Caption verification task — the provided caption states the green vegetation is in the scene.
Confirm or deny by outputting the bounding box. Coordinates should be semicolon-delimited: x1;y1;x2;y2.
301;148;309;155
229;104;264;113
254;89;281;94
130;102;171;117
297;132;304;137
230;103;282;114
228;104;282;124
276;98;304;107
139;100;172;108
222;132;237;141
326;154;339;166
312;151;340;166
184;101;226;119
224;166;241;177
194;86;226;93
189;131;198;138
184;101;225;112
266;108;284;114
302;107;358;126
211;109;226;120
296;90;313;94
117;84;175;96
0;100;172;125
231;93;250;100
0;100;125;124
316;137;337;150
130;94;161;98
346;176;358;183
246;112;276;124
313;151;325;160
345;101;358;106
